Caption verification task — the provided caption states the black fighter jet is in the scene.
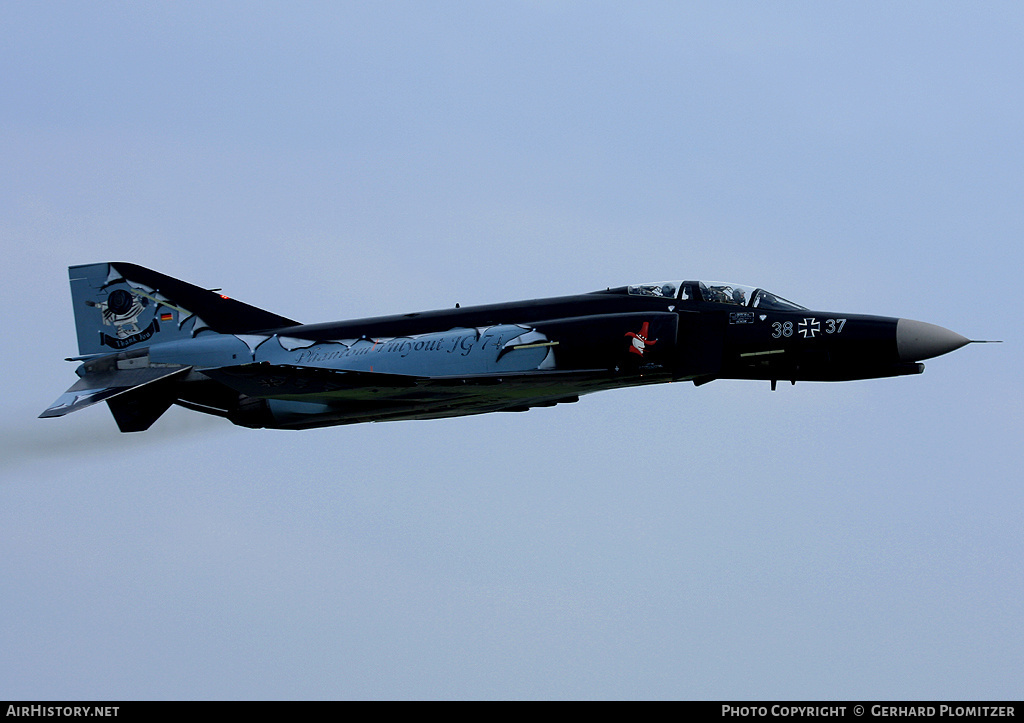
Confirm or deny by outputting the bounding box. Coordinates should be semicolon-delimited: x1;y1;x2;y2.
41;264;988;432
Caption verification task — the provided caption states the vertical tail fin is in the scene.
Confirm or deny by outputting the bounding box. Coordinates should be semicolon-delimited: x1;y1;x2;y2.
43;263;300;431
69;262;299;356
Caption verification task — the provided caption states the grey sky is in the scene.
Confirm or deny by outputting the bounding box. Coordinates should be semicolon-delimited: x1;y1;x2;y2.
1;1;1020;699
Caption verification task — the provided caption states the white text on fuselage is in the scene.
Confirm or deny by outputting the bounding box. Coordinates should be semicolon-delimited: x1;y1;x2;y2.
292;331;509;365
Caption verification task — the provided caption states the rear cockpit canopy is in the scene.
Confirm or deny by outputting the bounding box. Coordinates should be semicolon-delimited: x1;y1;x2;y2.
625;280;806;311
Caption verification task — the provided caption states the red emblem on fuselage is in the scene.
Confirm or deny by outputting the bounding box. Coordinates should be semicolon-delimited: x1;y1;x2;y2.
625;322;657;356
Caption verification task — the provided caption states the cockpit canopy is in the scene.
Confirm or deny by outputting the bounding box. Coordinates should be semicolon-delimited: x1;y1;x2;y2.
626;280;806;311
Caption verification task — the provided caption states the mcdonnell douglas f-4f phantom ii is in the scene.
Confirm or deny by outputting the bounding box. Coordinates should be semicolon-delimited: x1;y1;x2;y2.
41;263;986;432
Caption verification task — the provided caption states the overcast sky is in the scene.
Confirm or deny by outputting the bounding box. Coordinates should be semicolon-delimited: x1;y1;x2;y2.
1;1;1021;700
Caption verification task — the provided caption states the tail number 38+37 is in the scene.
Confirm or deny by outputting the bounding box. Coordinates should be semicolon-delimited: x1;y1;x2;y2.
771;318;846;339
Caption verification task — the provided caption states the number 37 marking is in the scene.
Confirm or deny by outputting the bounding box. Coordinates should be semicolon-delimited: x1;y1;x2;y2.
824;318;846;334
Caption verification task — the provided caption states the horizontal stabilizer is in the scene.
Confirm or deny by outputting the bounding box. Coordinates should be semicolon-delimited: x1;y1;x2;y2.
39;366;191;419
105;371;188;432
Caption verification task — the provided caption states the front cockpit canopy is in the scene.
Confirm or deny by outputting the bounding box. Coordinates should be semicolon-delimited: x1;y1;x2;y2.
626;280;806;311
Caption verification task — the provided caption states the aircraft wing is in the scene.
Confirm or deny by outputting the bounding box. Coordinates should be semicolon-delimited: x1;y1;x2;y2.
201;362;626;426
201;362;614;402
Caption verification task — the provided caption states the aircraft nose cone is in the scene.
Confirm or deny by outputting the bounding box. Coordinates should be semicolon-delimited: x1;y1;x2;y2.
896;318;970;361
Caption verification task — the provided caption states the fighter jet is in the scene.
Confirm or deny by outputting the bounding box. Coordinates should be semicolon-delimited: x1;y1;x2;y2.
40;263;986;432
